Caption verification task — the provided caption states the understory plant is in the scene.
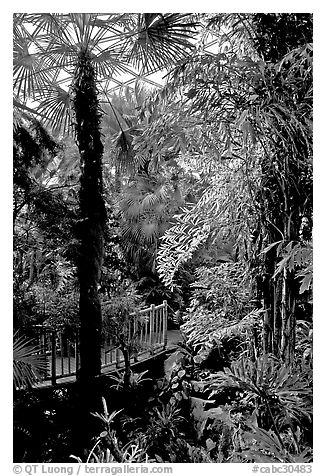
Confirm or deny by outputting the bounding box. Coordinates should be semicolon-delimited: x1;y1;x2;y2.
101;288;146;389
189;263;253;316
161;263;312;462
75;336;312;463
110;370;152;392
71;399;153;463
179;353;312;462
88;394;211;463
180;262;262;370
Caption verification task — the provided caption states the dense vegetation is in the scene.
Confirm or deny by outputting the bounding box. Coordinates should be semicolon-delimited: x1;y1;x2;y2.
13;13;312;463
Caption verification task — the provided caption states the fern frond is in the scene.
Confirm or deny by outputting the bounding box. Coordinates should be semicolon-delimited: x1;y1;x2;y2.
157;186;220;289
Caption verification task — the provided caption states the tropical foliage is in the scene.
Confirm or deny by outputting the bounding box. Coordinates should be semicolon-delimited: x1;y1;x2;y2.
13;13;312;464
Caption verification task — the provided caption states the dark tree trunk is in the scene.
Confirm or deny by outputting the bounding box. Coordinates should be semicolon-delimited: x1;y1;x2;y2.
121;347;132;390
261;262;274;354
256;156;286;358
280;269;297;364
273;278;282;357
73;50;106;382
257;150;308;365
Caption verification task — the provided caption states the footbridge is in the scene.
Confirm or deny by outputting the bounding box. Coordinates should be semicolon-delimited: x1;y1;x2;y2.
31;301;180;387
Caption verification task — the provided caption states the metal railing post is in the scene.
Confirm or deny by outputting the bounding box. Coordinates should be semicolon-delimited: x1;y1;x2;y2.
75;329;80;374
60;330;64;375
149;304;155;354
159;307;163;347
67;331;71;374
133;317;138;362
51;329;57;386
163;300;168;349
116;347;121;368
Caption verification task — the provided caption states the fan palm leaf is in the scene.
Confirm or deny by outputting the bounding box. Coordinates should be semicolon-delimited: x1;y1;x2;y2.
35;84;72;134
125;14;198;72
13;331;48;389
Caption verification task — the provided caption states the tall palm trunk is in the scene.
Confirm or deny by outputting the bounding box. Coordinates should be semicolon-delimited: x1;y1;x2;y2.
73;50;106;381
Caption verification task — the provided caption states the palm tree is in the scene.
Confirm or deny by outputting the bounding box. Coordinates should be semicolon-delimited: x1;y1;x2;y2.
13;13;198;382
101;86;184;278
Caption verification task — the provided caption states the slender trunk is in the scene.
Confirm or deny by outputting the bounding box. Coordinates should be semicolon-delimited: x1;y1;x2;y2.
280;190;297;365
121;347;132;389
273;278;282;358
281;269;296;364
280;266;288;359
261;253;275;354
73;50;106;382
28;249;35;287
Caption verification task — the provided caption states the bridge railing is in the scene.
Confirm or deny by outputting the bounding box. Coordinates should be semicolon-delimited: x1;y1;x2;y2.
101;300;168;368
31;325;79;386
32;301;168;385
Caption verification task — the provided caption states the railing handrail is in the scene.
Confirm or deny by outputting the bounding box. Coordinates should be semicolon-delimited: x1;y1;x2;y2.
31;302;167;327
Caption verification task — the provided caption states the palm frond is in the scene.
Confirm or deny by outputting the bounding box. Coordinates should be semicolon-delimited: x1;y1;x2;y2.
13;35;53;101
123;14;198;73
114;129;140;174
35;84;73;135
13;331;48;389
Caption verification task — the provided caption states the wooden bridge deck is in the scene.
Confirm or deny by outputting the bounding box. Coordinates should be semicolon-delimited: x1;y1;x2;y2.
36;329;181;388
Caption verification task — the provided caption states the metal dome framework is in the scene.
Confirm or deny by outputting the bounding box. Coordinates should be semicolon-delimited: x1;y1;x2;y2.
102;37;221;97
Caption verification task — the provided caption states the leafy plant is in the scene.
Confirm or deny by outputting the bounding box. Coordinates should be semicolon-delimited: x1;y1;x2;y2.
102;290;148;389
264;240;313;294
140;401;187;462
190;263;252;316
206;355;312;437
241;426;312;463
71;398;153;463
174;261;260;370
295;320;313;369
110;370;152;392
